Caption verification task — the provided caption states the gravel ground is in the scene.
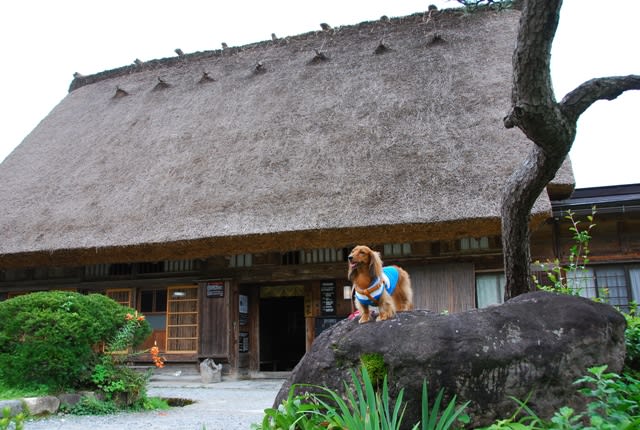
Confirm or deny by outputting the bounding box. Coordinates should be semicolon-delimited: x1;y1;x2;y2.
23;379;285;430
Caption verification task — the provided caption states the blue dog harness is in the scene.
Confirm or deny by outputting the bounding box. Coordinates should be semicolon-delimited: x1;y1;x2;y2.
355;266;400;306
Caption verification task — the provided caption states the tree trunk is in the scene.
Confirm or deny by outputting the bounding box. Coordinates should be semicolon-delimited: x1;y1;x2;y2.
502;0;640;299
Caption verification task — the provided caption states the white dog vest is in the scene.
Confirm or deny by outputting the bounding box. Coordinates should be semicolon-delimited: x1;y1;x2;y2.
355;266;400;306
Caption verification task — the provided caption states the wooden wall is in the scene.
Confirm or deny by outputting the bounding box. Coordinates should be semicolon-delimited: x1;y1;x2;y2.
199;281;230;358
409;263;475;313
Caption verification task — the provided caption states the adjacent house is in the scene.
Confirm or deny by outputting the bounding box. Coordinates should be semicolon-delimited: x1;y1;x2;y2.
0;7;580;376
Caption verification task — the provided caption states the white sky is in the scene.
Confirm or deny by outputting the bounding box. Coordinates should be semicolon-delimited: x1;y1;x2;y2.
0;0;638;189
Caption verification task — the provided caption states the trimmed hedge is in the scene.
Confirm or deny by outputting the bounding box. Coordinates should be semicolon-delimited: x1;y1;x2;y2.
0;291;150;391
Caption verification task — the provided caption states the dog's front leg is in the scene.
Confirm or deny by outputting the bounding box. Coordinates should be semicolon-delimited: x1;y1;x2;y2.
356;300;371;323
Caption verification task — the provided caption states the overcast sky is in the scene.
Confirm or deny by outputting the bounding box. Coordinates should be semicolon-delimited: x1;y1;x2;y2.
0;0;638;188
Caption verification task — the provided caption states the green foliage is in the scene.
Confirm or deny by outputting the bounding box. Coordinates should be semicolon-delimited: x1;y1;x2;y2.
90;315;152;406
252;386;328;430
624;303;640;373
253;366;469;430
476;394;547;429
533;207;596;296
314;367;408;430
572;365;640;429
90;359;149;406
140;396;170;411
60;396;119;415
0;291;150;392
360;353;387;389
60;394;169;416
0;407;24;430
417;379;470;430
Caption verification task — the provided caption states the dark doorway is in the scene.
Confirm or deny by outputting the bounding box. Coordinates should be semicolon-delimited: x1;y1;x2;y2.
259;296;305;371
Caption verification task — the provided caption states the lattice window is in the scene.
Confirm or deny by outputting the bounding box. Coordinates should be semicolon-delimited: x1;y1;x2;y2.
165;259;196;272
106;289;132;307
166;286;199;353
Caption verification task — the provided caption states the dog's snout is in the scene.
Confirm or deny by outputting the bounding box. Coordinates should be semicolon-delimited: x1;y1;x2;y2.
348;255;353;261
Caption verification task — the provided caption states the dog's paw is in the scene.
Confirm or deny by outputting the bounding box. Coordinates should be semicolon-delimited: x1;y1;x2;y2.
376;312;393;321
358;315;371;324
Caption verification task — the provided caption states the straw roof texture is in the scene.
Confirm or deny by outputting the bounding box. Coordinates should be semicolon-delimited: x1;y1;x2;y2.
0;8;573;268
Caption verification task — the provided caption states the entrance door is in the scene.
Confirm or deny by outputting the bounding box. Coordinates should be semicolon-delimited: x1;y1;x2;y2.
259;296;305;371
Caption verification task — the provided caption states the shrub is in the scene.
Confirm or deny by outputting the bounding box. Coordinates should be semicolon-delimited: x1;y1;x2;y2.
0;291;150;392
90;312;153;406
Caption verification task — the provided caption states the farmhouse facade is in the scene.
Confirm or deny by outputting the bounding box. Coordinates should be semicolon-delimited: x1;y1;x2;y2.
0;7;608;376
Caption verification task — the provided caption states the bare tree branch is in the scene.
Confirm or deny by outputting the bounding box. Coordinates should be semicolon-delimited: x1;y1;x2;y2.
560;75;640;122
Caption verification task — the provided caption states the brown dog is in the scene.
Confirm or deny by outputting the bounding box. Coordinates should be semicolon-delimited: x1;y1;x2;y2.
348;245;413;323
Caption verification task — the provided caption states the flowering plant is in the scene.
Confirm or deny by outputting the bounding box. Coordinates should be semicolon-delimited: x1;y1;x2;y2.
90;312;162;406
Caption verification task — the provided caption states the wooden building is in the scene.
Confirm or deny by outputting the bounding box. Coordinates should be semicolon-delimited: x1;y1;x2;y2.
531;184;640;312
0;7;580;376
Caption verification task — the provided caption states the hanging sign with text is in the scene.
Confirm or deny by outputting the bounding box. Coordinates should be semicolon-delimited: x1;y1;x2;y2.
320;281;336;316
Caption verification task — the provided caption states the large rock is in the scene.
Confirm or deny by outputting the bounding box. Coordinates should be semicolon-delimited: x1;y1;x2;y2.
275;292;626;428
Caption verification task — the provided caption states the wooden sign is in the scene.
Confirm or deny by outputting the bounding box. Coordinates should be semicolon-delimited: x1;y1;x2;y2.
320;281;336;316
239;331;249;353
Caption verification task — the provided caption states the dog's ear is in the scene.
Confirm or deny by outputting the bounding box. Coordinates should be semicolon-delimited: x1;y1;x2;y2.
369;250;383;279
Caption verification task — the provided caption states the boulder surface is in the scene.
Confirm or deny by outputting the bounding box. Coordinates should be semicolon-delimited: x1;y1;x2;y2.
275;292;626;428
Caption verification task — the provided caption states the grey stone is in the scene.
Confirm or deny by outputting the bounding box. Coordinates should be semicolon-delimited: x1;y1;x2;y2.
22;396;60;416
0;399;23;417
57;391;99;407
200;358;223;383
276;291;626;428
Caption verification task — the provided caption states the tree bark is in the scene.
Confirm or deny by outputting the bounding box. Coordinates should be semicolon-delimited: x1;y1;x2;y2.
502;0;640;299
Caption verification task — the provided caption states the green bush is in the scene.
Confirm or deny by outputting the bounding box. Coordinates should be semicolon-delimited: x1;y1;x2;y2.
0;291;150;392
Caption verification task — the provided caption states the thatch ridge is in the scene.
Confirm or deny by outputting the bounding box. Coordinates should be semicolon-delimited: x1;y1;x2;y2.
68;9;465;92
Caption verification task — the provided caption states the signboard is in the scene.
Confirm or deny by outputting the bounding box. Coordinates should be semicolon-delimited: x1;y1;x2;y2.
206;281;225;298
239;294;249;326
320;281;336;316
239;331;249;353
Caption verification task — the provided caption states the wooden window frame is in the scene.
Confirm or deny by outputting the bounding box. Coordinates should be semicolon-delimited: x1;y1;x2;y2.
166;286;199;353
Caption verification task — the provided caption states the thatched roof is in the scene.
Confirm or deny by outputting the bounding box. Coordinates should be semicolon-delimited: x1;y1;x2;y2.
0;7;573;268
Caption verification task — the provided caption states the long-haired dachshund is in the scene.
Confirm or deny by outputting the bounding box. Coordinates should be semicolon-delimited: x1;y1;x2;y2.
348;245;413;323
